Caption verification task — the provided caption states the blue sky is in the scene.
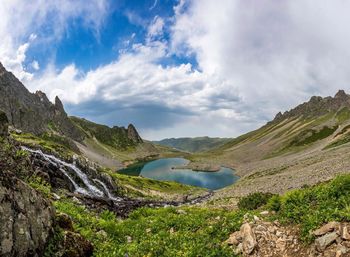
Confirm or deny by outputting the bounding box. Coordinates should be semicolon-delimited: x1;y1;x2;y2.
1;0;350;140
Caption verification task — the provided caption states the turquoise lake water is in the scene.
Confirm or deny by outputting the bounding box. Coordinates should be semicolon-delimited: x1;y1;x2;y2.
118;158;239;190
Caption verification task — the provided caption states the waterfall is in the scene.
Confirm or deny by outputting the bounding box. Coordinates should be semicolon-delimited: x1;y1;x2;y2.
22;146;118;200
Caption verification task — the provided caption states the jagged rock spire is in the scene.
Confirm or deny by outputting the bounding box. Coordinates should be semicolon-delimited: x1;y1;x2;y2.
127;124;143;143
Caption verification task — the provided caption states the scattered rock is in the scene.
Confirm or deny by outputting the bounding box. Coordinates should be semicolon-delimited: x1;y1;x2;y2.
315;232;339;251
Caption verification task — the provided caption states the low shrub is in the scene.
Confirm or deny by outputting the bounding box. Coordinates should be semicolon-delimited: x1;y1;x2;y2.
238;192;274;210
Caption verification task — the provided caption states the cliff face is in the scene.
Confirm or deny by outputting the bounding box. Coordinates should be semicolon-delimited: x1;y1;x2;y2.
0;62;83;141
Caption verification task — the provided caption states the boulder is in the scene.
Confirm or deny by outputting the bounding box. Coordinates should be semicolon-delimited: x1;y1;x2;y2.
315;232;339;251
240;223;257;255
313;221;340;236
56;213;74;231
226;231;242;246
60;231;93;257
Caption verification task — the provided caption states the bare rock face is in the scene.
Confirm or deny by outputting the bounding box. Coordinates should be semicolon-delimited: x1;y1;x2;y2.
0;62;83;141
0;174;55;257
0;111;8;137
127;124;143;143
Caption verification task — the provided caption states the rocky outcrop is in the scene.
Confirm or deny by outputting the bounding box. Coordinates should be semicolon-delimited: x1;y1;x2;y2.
0;62;83;141
0;113;55;257
127;124;143;143
0;173;55;257
0;111;8;137
272;90;350;123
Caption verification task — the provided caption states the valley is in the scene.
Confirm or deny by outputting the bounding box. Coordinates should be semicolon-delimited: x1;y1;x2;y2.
1;60;350;257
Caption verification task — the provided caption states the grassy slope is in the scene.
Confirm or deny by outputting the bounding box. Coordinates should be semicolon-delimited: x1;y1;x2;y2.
42;173;350;256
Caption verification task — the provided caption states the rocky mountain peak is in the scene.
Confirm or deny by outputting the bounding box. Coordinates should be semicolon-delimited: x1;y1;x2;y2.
55;96;65;113
127;124;143;143
272;90;350;123
334;89;348;99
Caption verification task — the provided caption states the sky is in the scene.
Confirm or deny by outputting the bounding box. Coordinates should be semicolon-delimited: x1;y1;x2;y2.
1;0;350;140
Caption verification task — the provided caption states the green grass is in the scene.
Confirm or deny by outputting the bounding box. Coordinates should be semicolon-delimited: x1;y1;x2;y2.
11;132;77;159
289;125;338;147
336;107;350;123
53;198;243;257
266;174;350;242
237;192;275;210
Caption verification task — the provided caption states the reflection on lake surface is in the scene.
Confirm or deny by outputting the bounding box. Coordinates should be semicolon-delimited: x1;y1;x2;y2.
118;158;239;190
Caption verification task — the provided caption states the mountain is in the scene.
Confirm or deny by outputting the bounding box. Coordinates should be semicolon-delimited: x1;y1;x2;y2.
191;90;350;196
0;62;83;140
153;136;231;153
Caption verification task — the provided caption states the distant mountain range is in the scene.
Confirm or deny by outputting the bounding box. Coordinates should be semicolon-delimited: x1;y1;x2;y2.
153;137;231;153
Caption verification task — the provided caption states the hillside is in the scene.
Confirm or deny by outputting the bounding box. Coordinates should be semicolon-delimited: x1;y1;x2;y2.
153;136;231;153
190;90;350;198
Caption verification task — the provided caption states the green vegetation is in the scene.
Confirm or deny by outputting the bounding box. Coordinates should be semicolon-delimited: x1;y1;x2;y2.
237;192;274;210
54;198;243;257
336;107;350;123
266;174;350;242
289;125;338;147
11;132;78;159
27;176;52;197
70;116;137;150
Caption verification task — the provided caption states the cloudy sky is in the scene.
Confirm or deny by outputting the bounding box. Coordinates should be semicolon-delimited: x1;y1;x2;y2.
1;0;350;140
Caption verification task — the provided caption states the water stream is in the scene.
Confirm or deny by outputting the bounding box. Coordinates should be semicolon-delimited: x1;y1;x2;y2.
22;147;119;200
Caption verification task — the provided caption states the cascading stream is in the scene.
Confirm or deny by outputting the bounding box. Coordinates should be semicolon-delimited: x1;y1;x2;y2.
22;146;118;199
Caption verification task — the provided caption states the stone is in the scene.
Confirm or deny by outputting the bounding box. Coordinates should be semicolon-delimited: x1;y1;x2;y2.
226;231;242;246
340;225;350;240
126;236;132;243
233;243;243;255
176;209;187;215
260;211;269;216
240;223;257;255
315;232;339;251
56;213;74;231
62;231;94;257
313;222;340;236
336;245;348;257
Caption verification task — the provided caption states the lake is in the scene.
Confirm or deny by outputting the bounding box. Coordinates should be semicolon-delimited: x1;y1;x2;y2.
118;158;239;190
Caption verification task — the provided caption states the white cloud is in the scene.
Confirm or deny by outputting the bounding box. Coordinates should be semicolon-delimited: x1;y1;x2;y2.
0;0;109;82
171;0;350;121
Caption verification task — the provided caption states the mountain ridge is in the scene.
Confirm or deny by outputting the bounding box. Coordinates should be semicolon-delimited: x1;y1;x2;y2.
153;136;231;153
